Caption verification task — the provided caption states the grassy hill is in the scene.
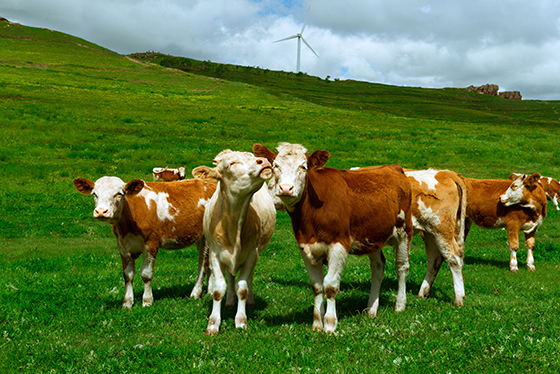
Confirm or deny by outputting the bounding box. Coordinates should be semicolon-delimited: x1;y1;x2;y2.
130;52;560;128
2;19;560;373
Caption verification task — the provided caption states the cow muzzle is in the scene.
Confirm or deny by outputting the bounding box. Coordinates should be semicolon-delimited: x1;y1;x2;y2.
277;184;295;196
94;208;111;219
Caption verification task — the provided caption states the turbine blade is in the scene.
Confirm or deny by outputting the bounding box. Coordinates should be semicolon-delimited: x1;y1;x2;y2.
301;36;319;58
273;35;298;43
301;6;311;34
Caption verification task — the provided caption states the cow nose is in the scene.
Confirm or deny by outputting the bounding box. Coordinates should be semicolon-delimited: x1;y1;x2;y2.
256;158;270;167
94;208;109;218
278;184;295;196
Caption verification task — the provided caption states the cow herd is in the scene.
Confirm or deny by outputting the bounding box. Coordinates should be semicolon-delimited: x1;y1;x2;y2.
74;142;557;335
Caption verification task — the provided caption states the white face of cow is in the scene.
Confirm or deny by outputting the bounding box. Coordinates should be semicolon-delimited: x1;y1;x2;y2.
193;150;272;198
500;173;541;208
217;151;272;195
270;143;309;210
74;176;128;223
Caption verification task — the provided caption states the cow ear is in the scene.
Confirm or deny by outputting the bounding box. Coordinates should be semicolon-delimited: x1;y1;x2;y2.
192;166;221;182
125;179;145;195
73;178;95;195
253;144;277;164
508;173;518;181
525;173;541;189
308;150;330;170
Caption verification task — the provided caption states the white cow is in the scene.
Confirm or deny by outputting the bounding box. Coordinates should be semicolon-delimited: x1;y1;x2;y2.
192;150;276;335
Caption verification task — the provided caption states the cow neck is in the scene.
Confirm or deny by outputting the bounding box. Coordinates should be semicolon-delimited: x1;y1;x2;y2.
112;196;141;238
287;172;320;231
217;183;254;249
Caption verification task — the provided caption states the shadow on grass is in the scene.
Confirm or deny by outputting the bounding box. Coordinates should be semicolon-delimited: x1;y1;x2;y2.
464;255;510;270
257;276;442;327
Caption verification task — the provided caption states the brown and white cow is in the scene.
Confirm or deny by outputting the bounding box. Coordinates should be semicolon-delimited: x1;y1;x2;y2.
404;169;467;306
153;166;186;181
253;143;413;333
73;176;216;308
509;172;560;210
192;150;276;335
464;174;547;271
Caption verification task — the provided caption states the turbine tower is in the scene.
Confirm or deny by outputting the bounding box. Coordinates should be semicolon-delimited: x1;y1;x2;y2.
273;6;319;73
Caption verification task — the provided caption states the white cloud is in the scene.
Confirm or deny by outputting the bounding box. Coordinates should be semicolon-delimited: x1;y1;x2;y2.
2;0;560;99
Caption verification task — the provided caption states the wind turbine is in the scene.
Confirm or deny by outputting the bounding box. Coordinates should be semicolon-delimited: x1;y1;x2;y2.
273;6;319;73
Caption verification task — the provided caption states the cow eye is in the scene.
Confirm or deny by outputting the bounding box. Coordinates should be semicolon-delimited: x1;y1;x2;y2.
511;185;519;191
299;165;308;171
116;192;124;197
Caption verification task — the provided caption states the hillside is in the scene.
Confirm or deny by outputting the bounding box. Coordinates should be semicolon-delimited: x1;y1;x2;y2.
129;52;560;128
2;18;560;239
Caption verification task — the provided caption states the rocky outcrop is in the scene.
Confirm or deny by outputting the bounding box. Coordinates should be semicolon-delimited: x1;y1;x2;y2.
466;84;499;96
498;91;522;101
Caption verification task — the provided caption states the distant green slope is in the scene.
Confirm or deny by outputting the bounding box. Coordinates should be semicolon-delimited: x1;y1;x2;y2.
130;52;560;128
2;19;560;239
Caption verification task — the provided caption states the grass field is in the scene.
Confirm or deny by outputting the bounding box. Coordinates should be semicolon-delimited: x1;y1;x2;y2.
2;19;560;373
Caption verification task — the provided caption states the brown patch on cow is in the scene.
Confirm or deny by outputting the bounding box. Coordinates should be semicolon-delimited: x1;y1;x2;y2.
238;288;248;301
311;284;322;296
325;285;337;299
213;290;223;301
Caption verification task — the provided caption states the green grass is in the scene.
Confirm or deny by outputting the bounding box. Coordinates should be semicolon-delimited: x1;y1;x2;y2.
2;19;560;373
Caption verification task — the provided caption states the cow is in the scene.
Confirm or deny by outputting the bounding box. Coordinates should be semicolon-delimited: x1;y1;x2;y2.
253;142;413;333
73;176;216;308
192;150;276;335
464;173;547;272
509;172;560;210
153;166;186;181
404;169;467;306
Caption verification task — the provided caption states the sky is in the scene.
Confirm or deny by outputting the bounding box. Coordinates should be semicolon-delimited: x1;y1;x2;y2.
3;0;560;100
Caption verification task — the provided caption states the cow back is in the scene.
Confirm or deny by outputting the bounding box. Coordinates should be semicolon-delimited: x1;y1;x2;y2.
291;165;412;253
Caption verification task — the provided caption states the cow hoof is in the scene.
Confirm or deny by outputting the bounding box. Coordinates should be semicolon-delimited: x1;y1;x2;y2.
311;323;323;332
528;265;536;271
510;267;519;273
205;326;219;336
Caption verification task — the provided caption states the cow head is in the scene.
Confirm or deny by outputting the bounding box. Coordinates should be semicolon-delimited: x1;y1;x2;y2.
253;143;330;211
500;173;542;209
73;176;145;223
192;150;272;197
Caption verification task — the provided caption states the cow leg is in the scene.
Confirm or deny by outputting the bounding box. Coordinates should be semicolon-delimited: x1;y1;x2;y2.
247;270;255;307
206;253;226;335
140;247;157;307
300;249;325;331
367;250;385;317
464;218;472;242
190;238;208;299
120;253;135;309
225;272;236;307
323;243;348;333
393;228;410;313
506;226;520;272
524;231;537;271
418;232;443;300
234;255;258;329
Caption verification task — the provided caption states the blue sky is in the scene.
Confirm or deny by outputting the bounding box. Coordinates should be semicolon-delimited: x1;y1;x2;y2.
2;0;560;100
